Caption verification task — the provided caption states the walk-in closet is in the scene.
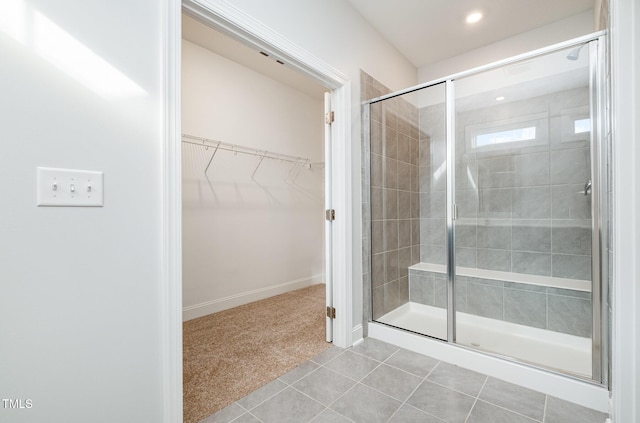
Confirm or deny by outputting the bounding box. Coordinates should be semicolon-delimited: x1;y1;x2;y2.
180;14;330;423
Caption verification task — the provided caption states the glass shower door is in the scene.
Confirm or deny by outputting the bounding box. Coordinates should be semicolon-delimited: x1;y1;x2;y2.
369;82;448;341
452;43;597;378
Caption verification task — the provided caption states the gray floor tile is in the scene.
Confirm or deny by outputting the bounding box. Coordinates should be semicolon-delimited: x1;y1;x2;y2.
229;414;261;423
545;396;608;423
278;360;320;385
467;400;539;423
407;380;476;423
211;338;609;423
384;348;439;377
361;364;422;401
351;338;400;362
310;408;353;423
427;362;487;396
199;403;244;423
388;404;446;422
325;350;380;381
331;384;402;423
293;367;356;406
479;377;545;421
310;346;345;365
236;379;287;410
250;387;325;423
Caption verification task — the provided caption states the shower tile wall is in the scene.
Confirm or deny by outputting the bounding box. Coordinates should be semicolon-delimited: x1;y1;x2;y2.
366;75;595;335
410;85;594;336
418;86;592;280
362;71;421;320
419;99;447;265
361;71;383;331
409;268;592;337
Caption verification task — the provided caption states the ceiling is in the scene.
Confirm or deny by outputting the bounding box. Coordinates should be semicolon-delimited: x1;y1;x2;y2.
183;0;594;98
182;14;329;98
346;0;594;68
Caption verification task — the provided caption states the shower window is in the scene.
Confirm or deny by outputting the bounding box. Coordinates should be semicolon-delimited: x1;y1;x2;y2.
466;113;549;151
574;118;590;134
476;126;537;147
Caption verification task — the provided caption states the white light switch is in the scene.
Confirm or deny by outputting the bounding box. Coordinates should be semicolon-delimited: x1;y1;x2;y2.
37;167;104;207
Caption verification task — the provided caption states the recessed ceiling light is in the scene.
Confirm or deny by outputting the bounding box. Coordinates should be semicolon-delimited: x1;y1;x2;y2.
466;11;483;24
496;96;505;101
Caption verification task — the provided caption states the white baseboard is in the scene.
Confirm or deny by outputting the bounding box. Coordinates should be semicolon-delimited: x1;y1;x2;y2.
368;322;609;413
352;324;364;346
183;274;325;321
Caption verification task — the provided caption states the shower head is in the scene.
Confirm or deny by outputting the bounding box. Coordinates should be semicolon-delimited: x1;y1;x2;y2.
566;44;586;61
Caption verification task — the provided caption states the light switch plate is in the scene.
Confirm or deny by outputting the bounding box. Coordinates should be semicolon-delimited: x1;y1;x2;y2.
37;167;104;207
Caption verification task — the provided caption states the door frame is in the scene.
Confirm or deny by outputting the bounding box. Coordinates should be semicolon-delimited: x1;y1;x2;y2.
162;0;354;420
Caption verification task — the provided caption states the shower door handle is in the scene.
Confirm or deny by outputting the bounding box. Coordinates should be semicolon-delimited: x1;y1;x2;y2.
583;180;592;196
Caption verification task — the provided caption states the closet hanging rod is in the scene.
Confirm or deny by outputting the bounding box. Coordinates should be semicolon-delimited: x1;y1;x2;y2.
182;134;311;164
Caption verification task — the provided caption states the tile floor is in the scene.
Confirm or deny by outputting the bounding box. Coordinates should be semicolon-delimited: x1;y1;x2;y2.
200;338;608;423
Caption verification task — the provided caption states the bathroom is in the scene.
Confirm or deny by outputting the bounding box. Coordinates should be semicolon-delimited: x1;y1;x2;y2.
3;0;639;422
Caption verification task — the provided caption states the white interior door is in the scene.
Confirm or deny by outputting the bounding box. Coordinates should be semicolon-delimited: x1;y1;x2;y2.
324;91;334;343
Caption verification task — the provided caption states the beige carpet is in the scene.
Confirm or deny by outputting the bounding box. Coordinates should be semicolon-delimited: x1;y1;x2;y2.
183;284;331;423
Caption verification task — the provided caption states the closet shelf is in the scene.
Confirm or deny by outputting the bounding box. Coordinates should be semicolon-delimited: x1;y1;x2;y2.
182;134;323;179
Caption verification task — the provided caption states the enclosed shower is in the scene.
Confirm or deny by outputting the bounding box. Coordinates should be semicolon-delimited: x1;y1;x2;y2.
363;33;609;384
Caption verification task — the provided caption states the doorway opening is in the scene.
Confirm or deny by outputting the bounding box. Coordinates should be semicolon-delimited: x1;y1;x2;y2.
180;12;334;423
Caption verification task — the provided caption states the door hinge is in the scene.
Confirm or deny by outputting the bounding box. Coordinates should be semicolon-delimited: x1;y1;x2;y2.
326;306;336;319
325;209;335;221
325;111;334;124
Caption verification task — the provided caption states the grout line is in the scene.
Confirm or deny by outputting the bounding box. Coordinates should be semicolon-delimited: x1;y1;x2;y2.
463;377;488;423
280;362;324;386
380;360;435;380
237;381;290;413
324;383;361;416
542;395;548;422
474;397;544;422
357;355;387;381
289;383;338;412
421;376;483;400
306;407;333;423
245;410;265;423
318;349;432;420
546;290;549;330
383;366;434;423
476;375;489;399
502;278;506;321
310;347;346;366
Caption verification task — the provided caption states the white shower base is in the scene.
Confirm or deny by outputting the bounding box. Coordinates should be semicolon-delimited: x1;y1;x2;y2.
377;302;591;378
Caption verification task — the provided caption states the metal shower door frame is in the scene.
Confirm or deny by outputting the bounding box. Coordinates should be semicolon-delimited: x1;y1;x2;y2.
365;30;609;386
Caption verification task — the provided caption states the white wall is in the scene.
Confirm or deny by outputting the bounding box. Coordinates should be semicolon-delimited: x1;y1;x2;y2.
611;0;640;420
0;0;168;422
181;39;325;319
418;10;595;82
226;0;418;338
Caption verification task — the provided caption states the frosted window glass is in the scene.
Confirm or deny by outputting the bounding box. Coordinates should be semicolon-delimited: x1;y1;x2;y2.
476;126;536;147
